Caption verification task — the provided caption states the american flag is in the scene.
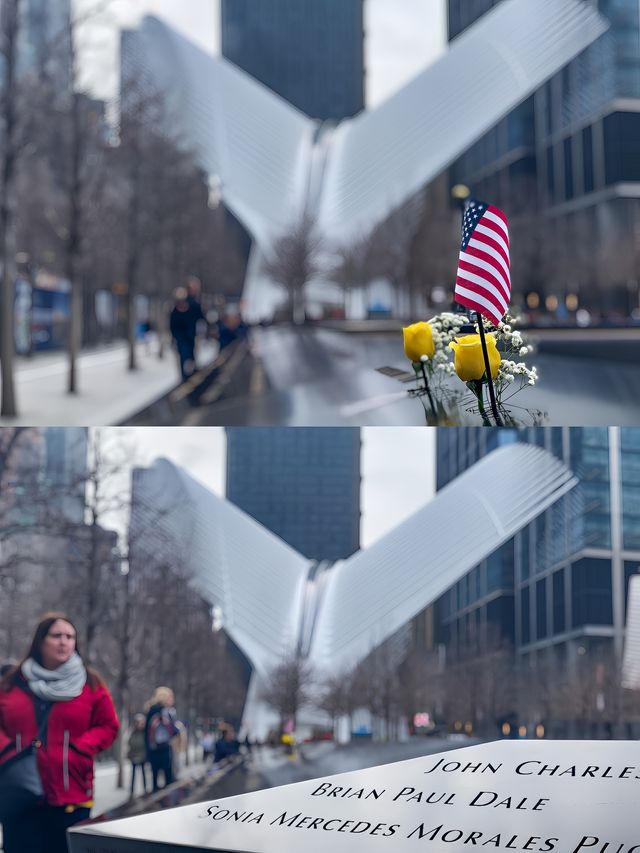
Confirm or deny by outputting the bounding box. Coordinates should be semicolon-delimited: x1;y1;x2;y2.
454;200;510;325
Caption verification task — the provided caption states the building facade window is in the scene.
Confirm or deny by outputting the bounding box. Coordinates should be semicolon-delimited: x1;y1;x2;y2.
571;557;613;627
564;137;574;200
583;126;595;193
520;526;530;580
553;568;566;633
621;428;640;548
603;113;640;183
570;427;611;548
521;585;530;645
536;578;547;639
487;541;514;593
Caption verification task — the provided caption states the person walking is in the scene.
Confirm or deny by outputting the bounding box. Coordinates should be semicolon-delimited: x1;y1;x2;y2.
169;279;207;381
127;714;148;797
169;287;198;381
201;729;215;764
0;612;119;853
144;687;178;792
186;276;206;331
216;305;249;352
213;723;240;764
170;718;187;775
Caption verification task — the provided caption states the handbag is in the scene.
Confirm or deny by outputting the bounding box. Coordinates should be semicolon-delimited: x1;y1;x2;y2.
0;703;51;824
0;750;44;822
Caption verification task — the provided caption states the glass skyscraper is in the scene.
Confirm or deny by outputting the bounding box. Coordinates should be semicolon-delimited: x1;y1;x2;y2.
220;0;365;122
0;427;87;525
446;0;640;315
16;0;73;91
434;428;639;669
225;427;361;562
409;427;640;737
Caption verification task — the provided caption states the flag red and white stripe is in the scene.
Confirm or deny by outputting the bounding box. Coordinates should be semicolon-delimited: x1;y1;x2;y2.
454;200;510;325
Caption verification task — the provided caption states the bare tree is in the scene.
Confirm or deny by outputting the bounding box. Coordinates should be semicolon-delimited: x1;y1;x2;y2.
397;647;440;729
260;652;316;730
317;669;358;734
406;175;459;314
439;627;515;737
331;233;373;317
60;1;117;391
366;200;422;317
0;424;29;486
116;70;226;368
262;213;323;323
0;426;258;792
349;644;402;740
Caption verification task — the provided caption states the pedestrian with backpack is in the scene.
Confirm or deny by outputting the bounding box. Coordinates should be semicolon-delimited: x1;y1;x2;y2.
144;687;178;791
0;613;119;853
127;714;148;797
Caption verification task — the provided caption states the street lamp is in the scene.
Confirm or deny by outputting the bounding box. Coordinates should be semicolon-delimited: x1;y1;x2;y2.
208;174;222;210
450;184;472;324
451;184;471;204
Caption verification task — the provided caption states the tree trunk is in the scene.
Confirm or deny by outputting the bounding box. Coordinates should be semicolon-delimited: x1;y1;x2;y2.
85;517;100;662
125;152;141;372
0;0;23;418
116;568;132;789
66;90;83;394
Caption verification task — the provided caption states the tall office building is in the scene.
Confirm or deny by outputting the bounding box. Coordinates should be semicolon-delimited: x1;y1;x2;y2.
14;0;73;91
220;0;365;121
432;428;639;674
226;427;361;562
446;0;640;314
0;427;87;524
0;427;115;660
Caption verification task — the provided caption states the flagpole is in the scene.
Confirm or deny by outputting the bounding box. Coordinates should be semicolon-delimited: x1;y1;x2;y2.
475;313;503;426
453;191;506;427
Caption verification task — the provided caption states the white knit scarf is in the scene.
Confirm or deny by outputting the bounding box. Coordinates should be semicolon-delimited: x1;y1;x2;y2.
22;652;87;702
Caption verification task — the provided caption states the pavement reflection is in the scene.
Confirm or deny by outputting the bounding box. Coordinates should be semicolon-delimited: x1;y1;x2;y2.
189;327;640;426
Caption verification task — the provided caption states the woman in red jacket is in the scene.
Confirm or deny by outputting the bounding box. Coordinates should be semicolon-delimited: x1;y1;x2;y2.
0;612;119;853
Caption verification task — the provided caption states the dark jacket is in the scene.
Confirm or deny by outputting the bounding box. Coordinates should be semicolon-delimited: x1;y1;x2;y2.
170;298;205;343
0;675;119;806
144;704;178;757
127;729;146;764
214;736;240;763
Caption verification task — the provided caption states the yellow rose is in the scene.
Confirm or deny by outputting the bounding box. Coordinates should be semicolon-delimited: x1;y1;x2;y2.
403;322;434;363
449;333;501;382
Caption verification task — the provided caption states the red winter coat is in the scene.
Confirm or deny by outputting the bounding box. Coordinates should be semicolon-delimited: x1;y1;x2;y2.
0;675;119;807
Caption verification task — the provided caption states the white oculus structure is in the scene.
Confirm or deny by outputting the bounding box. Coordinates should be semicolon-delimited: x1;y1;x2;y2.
131;444;579;734
122;0;607;319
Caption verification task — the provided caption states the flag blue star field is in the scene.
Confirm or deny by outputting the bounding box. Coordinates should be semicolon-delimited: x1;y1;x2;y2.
454;200;511;325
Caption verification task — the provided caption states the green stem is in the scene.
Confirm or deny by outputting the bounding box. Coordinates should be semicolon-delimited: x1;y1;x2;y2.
472;381;491;426
419;362;438;423
475;313;503;426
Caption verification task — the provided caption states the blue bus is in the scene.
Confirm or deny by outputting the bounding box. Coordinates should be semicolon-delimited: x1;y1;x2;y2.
14;276;71;355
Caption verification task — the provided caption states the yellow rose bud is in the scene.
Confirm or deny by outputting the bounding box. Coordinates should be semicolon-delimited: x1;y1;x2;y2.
449;333;501;382
402;322;435;363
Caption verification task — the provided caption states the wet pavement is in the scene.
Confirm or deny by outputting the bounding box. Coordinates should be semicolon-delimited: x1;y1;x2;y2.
186;327;640;426
196;738;480;801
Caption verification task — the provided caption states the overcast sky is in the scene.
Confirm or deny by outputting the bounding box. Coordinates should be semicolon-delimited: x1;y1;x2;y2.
129;427;435;548
82;0;447;108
